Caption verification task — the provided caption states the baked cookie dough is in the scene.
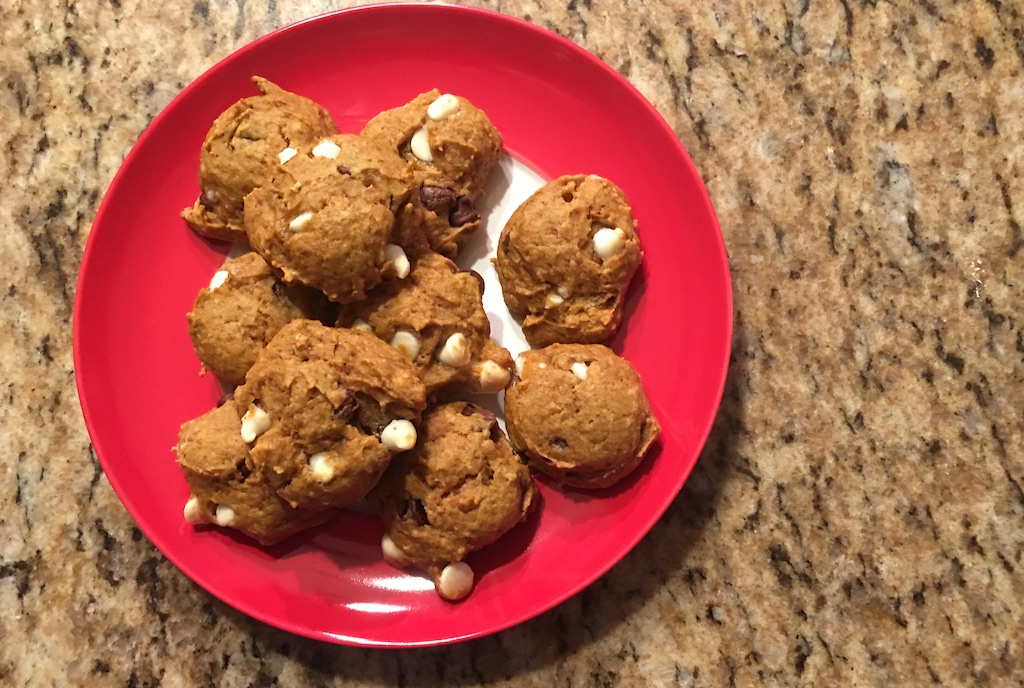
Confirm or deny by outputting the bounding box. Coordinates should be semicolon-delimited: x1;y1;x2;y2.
368;401;537;600
504;344;660;488
176;403;336;545
234;319;427;511
362;90;502;257
181;76;338;244
243;147;405;304
187;252;334;386
286;133;415;214
494;175;643;347
337;251;513;398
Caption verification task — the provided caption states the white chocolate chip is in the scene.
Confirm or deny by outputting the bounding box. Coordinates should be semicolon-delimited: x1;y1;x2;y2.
557;286;570;299
438;561;474;600
477;360;511;392
240;402;271;443
427;93;460;121
351;319;373;333
278;147;297;164
384;243;410;279
183;496;205;525
410;127;432;162
571;361;589;381
545;293;564;308
390;330;421;360
308;451;334;482
538;362;547;369
208;270;228;291
214;505;235;527
312;139;341;159
289;210;314;231
437;333;471;367
380;419;417;452
381;533;412;567
514;354;526;378
593;227;627;261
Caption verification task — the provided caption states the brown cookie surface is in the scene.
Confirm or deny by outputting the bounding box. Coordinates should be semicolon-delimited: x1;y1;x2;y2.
362;90;501;257
368;401;537;599
494;175;643;347
176;403;336;546
337;251;513;398
181;76;338;243
186;252;334;386
504;344;660;488
233;319;427;511
243;148;400;304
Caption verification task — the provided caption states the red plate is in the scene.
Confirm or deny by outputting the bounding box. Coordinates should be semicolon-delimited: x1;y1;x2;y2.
73;4;731;647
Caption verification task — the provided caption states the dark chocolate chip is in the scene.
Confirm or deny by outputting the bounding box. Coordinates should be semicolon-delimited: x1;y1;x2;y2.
460;402;497;422
332;391;359;422
420;184;456;208
198;192;215;211
551;437;569;449
337;165;351;175
467;269;485;295
401;499;429;526
355;393;390;435
450;196;479;226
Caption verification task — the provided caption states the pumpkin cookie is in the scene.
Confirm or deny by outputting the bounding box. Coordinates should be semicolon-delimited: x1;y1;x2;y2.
176;403;336;545
337;251;513;398
233;319;427;511
187;252;334;386
243;148;405;304
181;76;338;244
504;344;660;488
362;90;502;257
368;401;537;600
494;175;642;347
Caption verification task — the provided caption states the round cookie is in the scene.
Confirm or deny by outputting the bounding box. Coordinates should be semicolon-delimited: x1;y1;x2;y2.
187;252;334;386
181;76;338;244
494;175;643;347
234;319;427;511
243;149;402;304
337;251;514;398
368;401;538;600
176;403;336;546
362;90;502;257
504;344;660;488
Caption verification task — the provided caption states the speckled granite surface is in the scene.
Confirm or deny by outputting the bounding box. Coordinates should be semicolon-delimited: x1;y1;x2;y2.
2;0;1022;684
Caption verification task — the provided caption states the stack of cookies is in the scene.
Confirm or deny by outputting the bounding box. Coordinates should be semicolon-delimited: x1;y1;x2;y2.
175;77;658;601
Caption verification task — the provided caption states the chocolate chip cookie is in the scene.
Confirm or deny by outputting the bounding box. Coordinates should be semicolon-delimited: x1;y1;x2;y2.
177;403;336;545
494;175;643;347
234;319;427;511
243;148;404;304
337;251;514;398
187;252;334;386
504;344;660;488
362;90;502;257
181;76;338;244
368;401;538;600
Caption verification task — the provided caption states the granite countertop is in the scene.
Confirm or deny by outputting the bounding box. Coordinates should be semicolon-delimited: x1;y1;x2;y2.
2;0;1022;684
